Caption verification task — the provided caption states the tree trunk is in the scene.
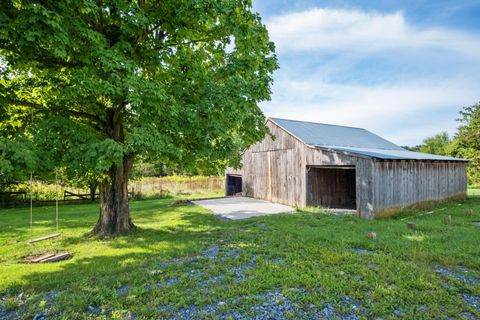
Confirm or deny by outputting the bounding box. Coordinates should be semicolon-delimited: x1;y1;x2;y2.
92;154;135;235
89;182;97;202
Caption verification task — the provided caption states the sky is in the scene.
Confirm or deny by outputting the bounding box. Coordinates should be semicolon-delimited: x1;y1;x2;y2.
252;0;480;146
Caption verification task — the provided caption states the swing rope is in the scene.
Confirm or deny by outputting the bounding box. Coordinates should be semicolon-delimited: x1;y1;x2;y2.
56;171;59;231
29;172;33;236
29;109;33;237
28;109;61;244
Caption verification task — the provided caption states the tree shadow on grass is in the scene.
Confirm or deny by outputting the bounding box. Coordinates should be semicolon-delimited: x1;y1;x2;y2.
1;212;231;318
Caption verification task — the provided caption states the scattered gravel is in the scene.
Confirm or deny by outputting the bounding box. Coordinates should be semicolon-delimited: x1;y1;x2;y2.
462;293;480;312
271;257;285;265
188;269;203;279
435;267;480;285
229;264;248;283
116;285;130;295
88;305;101;315
229;255;257;283
462;312;478;320
199;274;225;288
202;246;220;259
157;262;170;268
224;248;241;259
352;248;374;255
43;291;58;302
156;245;242;270
172;256;199;264
157;288;369;319
165;277;180;286
0;309;20;320
250;289;312;319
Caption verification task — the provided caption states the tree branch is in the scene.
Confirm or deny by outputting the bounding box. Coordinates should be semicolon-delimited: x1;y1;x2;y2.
5;99;106;128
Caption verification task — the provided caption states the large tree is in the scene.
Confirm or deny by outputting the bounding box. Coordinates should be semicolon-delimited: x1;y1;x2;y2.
451;102;480;186
0;0;277;235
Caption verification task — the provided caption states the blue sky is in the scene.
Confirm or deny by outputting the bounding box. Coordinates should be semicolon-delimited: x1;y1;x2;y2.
252;0;480;146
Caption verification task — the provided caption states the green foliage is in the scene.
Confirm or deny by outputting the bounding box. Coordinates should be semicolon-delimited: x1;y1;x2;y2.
451;102;480;185
0;0;277;188
419;132;451;156
0;191;479;318
402;145;421;152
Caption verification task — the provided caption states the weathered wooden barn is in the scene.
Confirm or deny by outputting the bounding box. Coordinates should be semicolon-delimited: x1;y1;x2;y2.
225;118;468;218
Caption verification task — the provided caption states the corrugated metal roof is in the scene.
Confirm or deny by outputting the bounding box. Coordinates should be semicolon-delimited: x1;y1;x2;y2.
270;118;404;150
324;146;466;161
270;118;467;161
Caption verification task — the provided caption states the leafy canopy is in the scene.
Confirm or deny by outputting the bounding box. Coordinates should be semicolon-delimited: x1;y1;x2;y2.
451;102;480;185
419;132;451;156
0;0;278;184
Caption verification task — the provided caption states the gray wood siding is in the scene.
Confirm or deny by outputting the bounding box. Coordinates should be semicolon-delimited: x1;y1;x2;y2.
372;161;468;216
242;120;305;206
355;158;375;218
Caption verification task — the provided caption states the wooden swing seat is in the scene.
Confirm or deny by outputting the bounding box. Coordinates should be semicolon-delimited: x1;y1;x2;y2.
28;233;61;244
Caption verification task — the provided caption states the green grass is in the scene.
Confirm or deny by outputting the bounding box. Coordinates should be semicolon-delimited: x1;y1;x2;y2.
1;190;480;319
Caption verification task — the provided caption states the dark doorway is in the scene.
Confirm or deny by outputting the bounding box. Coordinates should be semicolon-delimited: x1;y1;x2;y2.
306;167;356;209
226;175;242;196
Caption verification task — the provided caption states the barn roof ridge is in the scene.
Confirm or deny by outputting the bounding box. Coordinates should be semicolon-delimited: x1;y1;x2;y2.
269;117;365;131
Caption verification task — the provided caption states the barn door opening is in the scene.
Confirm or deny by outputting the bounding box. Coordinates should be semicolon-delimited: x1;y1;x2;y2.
306;166;356;209
226;175;242;196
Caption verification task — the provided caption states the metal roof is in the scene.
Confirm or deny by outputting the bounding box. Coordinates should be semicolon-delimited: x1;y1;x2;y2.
270;118;403;150
322;146;466;161
269;118;467;161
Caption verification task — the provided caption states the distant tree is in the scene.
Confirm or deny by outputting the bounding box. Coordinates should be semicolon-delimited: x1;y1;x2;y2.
451;102;480;185
419;132;451;156
402;145;421;152
0;1;278;235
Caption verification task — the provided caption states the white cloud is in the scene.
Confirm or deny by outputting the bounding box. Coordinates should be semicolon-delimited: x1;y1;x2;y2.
266;8;480;58
261;8;480;145
265;78;478;143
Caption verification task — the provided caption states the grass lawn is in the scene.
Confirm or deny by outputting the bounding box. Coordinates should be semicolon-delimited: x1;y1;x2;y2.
1;190;480;319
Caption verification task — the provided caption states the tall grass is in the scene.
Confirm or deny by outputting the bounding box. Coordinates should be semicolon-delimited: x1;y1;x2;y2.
129;176;224;198
5;176;224;202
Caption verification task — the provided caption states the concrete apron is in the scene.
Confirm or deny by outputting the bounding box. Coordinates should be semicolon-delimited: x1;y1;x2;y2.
192;197;295;220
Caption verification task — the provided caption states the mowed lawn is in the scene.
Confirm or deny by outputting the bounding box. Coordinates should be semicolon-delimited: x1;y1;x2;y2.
1;191;480;319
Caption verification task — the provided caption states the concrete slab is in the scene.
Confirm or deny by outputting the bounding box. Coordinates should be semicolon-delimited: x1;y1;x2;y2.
192;197;295;220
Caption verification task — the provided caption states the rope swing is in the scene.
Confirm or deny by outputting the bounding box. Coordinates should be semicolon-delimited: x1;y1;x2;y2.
27;109;61;244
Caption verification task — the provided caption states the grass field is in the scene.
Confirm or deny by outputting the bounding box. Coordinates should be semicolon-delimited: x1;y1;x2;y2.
0;190;479;319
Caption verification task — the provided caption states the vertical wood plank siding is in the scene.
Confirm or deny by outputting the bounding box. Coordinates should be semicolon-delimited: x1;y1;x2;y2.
228;120;467;219
372;161;468;216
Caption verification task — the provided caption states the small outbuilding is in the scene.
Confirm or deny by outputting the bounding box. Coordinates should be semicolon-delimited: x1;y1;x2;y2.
226;118;468;218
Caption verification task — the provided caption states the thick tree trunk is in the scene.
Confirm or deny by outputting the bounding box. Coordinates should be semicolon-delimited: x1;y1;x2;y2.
92;108;135;236
92;154;135;235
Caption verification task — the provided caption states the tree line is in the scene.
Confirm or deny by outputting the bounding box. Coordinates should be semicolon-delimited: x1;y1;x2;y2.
403;103;480;186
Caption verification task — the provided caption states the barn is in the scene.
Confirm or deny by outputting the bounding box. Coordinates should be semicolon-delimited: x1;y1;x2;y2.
225;118;468;218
